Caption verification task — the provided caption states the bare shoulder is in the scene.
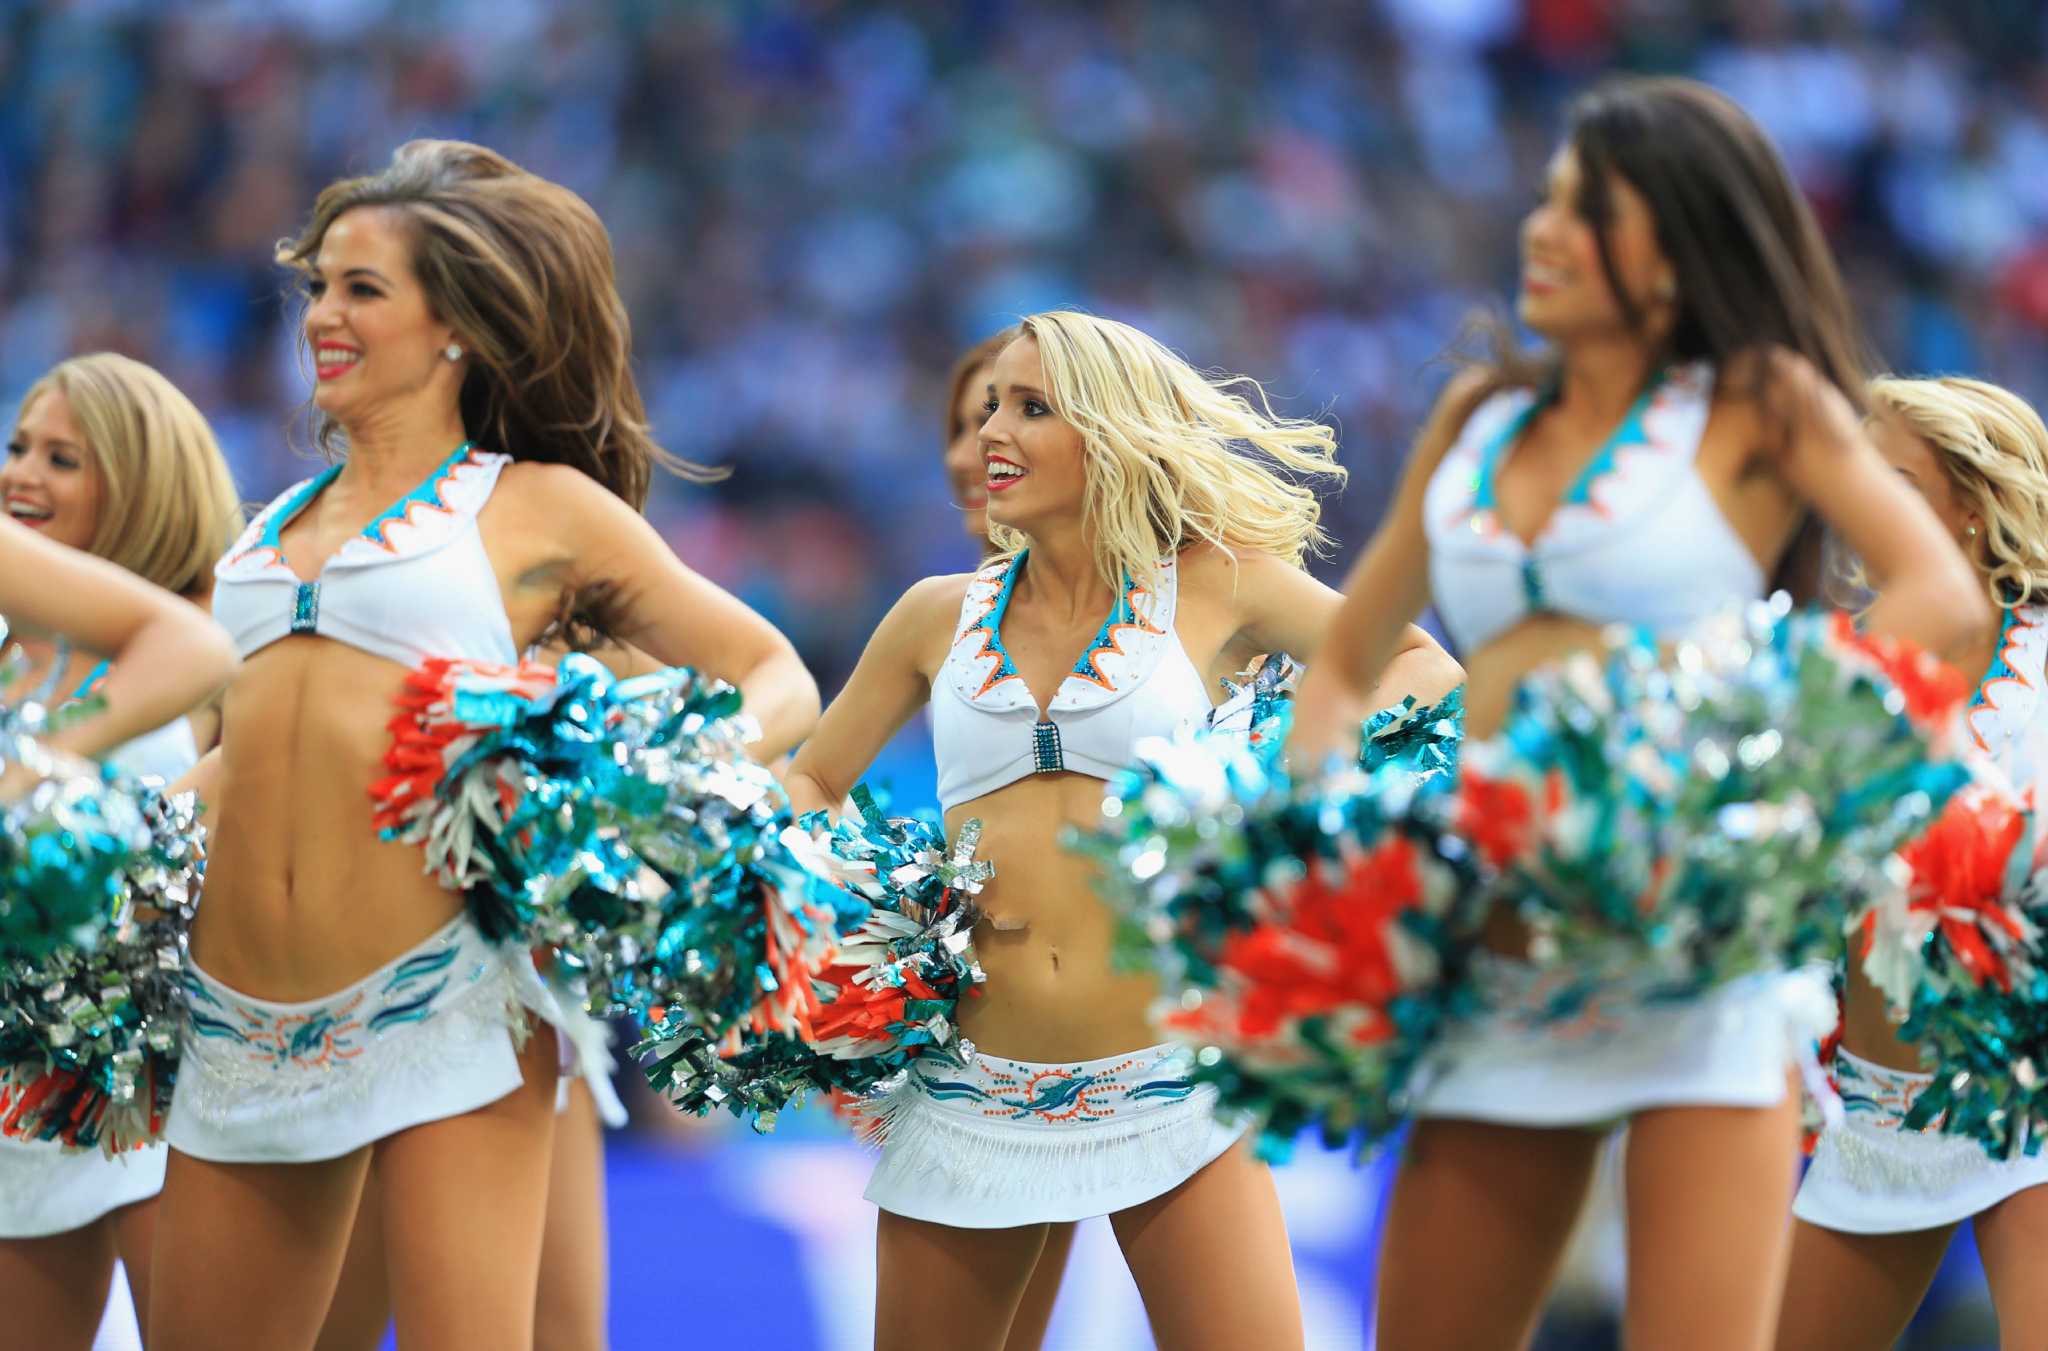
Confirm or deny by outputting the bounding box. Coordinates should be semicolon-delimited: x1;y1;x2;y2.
1407;365;1502;474
880;572;977;678
494;459;617;512
900;571;975;621
1716;346;1860;455
1177;541;1295;591
1176;545;1324;627
1434;364;1499;424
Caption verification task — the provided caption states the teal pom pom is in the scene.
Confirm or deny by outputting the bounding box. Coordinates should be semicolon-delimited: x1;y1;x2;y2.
1073;670;1475;1157
0;784;203;1152
376;655;850;1043
1448;601;1969;1019
634;786;995;1130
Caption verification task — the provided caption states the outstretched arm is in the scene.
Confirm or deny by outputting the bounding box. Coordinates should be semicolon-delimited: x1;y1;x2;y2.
0;525;236;759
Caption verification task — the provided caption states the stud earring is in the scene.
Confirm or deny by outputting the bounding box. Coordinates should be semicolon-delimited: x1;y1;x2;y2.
444;343;463;362
1966;524;1979;539
1655;278;1677;302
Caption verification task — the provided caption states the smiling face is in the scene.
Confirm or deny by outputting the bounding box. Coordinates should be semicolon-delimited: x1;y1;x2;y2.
979;336;1088;538
1517;143;1676;343
302;205;464;428
944;362;993;538
1871;410;1980;555
2;387;103;550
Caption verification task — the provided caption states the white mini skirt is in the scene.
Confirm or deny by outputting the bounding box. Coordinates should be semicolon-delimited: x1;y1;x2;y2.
1416;960;1837;1128
1795;1047;2048;1234
166;914;615;1164
862;1043;1245;1228
0;1136;164;1238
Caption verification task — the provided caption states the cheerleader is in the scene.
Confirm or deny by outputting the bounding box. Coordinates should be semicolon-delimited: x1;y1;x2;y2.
1289;78;1988;1351
148;140;818;1351
785;311;1461;1351
1778;376;2048;1348
940;325;1079;1351
943;329;1018;549
0;353;240;1349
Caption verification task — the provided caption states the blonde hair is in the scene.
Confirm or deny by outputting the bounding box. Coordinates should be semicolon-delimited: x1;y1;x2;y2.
1867;375;2048;608
17;354;242;597
987;311;1344;588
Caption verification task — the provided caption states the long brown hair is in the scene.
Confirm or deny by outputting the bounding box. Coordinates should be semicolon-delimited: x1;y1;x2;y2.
1474;76;1872;593
277;140;715;509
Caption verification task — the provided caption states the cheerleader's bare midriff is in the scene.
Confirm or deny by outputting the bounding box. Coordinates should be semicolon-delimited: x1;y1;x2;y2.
945;769;1161;1064
196;640;466;1002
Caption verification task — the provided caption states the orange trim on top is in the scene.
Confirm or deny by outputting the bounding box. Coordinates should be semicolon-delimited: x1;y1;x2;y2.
1068;576;1167;693
1968;608;2040;753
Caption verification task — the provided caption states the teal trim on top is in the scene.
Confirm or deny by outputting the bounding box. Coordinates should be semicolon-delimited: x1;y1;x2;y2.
1970;604;2020;711
1470;398;1544;514
1472;372;1668;522
360;441;476;546
251;440;476;561
972;552;1027;684
1070;571;1141;676
977;548;1142;689
252;463;344;554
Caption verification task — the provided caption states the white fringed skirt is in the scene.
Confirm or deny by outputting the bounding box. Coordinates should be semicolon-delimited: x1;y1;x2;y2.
862;1043;1244;1228
1416;960;1838;1127
166;914;617;1163
0;1137;164;1238
1796;1048;2048;1233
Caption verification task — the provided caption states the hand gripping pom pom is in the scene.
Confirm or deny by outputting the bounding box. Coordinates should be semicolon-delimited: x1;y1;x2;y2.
1448;602;1971;1019
372;654;852;1044
0;784;204;1152
634;786;995;1131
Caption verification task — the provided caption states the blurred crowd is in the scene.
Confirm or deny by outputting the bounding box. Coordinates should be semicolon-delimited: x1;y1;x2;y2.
4;0;2048;694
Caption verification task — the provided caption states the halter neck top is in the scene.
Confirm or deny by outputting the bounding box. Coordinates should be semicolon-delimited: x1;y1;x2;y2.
1423;363;1765;652
212;442;519;669
930;551;1213;811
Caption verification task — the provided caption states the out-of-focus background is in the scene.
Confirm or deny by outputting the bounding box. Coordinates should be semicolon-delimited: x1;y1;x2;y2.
11;1;2041;1347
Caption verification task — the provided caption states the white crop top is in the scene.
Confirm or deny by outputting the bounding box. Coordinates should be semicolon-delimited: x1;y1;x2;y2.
1422;363;1765;653
212;442;519;668
1967;602;2048;792
931;552;1214;812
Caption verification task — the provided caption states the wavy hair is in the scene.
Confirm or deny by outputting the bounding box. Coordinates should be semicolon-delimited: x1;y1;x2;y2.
1468;76;1874;598
988;312;1344;589
277;140;713;509
1867;375;2048;608
16;353;242;598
